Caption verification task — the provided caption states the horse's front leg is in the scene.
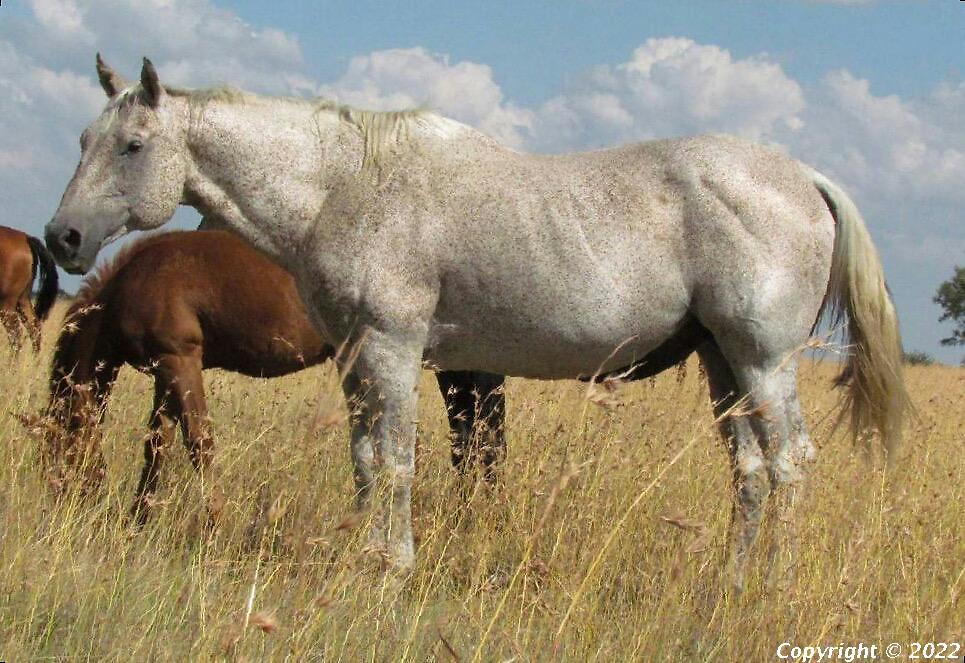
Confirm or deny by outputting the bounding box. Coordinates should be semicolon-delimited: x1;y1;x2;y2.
343;332;424;572
341;371;376;512
155;352;225;524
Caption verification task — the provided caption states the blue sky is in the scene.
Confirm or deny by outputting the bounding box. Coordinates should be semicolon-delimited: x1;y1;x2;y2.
228;1;963;102
0;0;962;362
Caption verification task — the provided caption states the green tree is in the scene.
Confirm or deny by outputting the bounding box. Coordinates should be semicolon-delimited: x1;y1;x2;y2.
903;350;935;366
934;266;965;347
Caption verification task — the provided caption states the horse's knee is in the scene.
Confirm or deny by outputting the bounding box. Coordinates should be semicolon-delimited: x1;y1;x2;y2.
736;461;770;517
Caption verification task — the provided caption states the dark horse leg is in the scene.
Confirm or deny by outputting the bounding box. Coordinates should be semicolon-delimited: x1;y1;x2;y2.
435;371;506;483
696;340;768;590
131;375;178;525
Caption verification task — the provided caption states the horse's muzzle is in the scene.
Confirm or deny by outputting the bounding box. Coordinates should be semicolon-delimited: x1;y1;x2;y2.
45;223;87;273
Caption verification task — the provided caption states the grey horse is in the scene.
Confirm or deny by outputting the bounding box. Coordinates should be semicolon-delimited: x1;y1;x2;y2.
45;57;909;587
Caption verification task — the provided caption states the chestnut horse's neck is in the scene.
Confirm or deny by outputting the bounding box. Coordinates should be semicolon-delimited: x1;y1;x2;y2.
49;234;153;403
49;299;116;417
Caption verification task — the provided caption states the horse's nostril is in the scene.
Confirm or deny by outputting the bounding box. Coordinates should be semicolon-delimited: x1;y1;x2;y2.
63;229;82;249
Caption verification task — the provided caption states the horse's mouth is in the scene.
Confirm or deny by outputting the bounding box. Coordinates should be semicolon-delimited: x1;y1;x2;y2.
99;223;130;251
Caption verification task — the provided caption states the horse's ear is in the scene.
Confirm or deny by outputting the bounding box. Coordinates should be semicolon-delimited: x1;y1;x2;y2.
95;53;128;98
140;57;164;107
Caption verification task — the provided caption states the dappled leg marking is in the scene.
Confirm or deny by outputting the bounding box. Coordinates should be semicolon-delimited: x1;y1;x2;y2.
727;355;813;592
341;371;377;513
344;335;423;571
697;341;769;591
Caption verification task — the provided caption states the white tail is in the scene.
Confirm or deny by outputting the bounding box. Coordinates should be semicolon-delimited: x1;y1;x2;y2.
812;171;912;459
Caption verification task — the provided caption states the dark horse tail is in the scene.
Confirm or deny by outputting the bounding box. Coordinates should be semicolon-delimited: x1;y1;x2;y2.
26;235;59;320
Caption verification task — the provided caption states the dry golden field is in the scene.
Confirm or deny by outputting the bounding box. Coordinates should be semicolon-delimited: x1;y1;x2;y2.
0;304;962;661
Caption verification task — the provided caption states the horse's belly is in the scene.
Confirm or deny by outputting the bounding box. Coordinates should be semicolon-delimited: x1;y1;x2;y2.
424;255;690;377
424;306;685;379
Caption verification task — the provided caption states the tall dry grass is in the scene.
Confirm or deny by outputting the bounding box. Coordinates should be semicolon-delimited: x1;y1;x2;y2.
0;304;961;661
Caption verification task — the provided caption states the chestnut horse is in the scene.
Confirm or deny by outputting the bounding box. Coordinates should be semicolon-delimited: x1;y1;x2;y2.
0;225;58;352
43;230;504;522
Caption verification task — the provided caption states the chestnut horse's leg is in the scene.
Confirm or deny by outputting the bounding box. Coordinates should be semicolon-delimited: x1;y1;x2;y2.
1;301;23;352
157;353;225;523
436;371;506;484
131;376;177;525
79;363;118;493
17;292;41;353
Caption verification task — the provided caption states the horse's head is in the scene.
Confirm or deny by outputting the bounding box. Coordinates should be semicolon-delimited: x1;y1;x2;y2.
45;55;186;273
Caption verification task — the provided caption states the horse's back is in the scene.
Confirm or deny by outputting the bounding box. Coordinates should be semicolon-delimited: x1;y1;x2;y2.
385;133;835;376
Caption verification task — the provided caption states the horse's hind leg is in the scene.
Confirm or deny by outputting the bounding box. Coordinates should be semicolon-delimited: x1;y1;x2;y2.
17;294;41;353
436;371;506;485
131;377;177;525
1;302;23;352
697;341;770;591
762;363;815;590
715;345;813;591
744;357;813;591
474;373;507;483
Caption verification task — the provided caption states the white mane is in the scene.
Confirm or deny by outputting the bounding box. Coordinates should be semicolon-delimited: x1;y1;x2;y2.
113;83;467;171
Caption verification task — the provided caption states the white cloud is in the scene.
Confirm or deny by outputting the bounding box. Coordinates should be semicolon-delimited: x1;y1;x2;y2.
28;0;93;40
0;39;104;171
320;47;534;148
13;0;308;94
528;38;805;151
782;70;965;228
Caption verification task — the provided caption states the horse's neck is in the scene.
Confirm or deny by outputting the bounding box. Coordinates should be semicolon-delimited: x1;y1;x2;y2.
183;100;361;263
50;303;106;396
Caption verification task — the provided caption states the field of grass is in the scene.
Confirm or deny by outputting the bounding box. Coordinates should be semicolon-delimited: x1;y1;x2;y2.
0;304;961;661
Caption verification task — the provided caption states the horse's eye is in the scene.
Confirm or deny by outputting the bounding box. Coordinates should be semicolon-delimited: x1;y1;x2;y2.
125;140;143;155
